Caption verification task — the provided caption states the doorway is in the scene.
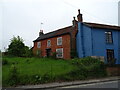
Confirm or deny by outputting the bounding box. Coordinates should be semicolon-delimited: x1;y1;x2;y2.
46;48;51;57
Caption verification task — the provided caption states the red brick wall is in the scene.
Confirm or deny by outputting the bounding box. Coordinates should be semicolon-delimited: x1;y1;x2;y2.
33;34;71;59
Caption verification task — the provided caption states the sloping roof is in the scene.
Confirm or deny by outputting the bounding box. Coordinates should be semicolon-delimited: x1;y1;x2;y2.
34;22;120;42
33;26;72;42
84;22;120;30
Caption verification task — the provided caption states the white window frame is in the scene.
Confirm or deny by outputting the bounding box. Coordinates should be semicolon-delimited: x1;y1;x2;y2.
56;48;63;58
37;42;41;48
47;40;51;47
57;37;62;46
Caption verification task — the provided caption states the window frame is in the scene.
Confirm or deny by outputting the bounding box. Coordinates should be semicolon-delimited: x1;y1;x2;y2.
56;48;63;58
57;37;62;46
105;31;113;44
47;40;51;47
37;42;41;48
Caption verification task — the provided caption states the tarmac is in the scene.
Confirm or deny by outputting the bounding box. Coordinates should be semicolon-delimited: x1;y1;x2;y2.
14;76;120;89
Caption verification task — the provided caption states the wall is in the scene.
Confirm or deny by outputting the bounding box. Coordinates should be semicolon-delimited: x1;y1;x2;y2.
77;22;120;64
33;34;71;59
92;28;119;64
76;22;92;58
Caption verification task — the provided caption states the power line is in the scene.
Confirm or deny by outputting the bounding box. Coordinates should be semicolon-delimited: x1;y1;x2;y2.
60;0;112;24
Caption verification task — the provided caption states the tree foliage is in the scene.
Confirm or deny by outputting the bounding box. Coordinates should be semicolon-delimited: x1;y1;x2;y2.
8;36;25;57
8;36;33;57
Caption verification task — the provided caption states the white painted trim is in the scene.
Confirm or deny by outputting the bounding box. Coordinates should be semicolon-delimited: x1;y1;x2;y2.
56;48;63;58
57;37;62;46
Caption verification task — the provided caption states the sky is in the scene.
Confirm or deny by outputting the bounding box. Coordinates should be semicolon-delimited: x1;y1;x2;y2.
0;0;119;52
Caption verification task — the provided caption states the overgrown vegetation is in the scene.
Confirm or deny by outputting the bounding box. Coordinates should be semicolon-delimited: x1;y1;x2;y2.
7;36;33;57
2;56;107;87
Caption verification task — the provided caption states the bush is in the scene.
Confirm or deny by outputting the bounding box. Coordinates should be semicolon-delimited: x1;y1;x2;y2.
2;59;8;65
8;64;19;86
51;52;57;59
70;57;107;79
71;49;77;58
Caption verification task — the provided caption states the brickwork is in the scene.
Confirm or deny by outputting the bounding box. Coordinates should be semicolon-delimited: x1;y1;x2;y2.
33;34;71;59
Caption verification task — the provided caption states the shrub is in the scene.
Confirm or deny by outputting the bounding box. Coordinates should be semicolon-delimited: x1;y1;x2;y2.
71;49;78;58
70;57;107;79
107;58;116;67
2;59;8;65
51;52;57;59
8;64;19;86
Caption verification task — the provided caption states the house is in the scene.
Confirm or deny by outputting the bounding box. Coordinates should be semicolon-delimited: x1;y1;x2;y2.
33;14;80;59
76;14;120;64
33;9;120;64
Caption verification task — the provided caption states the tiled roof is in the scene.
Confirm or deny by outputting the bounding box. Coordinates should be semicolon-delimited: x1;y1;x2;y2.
84;22;120;30
34;22;120;42
33;26;72;42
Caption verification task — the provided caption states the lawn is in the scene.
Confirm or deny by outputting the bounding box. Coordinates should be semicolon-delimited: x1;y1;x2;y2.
2;56;107;87
2;56;77;86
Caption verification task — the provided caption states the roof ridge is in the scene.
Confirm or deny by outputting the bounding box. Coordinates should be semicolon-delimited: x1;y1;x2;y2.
44;25;72;35
83;22;120;27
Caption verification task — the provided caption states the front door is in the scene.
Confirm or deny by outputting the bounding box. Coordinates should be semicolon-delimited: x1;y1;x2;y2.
46;48;51;57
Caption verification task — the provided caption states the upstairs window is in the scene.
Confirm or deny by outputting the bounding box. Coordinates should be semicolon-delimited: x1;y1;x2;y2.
105;31;113;44
37;42;41;48
56;48;63;58
57;37;62;45
47;40;51;47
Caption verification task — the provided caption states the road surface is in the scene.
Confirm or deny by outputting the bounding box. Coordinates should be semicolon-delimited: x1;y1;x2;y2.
59;80;120;88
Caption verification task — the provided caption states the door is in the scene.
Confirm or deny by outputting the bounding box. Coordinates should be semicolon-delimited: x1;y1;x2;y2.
46;48;51;57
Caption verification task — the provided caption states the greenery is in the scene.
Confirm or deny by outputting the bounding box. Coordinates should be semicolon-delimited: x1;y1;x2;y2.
7;36;33;57
2;56;107;87
71;49;78;58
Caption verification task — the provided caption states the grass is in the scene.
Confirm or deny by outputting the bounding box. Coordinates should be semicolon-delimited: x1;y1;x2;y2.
2;56;107;87
2;56;77;86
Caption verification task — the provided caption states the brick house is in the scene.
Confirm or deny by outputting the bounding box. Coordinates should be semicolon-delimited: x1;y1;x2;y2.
33;10;82;59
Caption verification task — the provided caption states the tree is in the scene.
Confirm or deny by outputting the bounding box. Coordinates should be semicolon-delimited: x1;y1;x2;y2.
8;36;25;57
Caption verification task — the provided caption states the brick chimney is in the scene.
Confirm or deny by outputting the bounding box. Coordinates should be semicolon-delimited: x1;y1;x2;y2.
39;30;44;37
72;17;77;27
77;9;83;22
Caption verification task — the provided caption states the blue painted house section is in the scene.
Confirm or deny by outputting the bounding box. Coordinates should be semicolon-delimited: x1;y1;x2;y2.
76;22;120;64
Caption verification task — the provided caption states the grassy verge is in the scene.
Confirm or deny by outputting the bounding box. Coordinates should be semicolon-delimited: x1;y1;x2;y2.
2;56;107;87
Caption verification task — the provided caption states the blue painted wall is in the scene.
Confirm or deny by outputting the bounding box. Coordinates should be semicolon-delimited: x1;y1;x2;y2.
76;22;120;64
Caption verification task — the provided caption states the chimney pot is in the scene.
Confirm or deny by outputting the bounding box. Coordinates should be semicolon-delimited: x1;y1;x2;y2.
39;30;44;37
78;9;80;14
72;16;77;27
73;17;75;20
77;9;83;22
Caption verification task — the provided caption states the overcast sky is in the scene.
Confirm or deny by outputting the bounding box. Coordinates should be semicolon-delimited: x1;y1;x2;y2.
0;0;119;51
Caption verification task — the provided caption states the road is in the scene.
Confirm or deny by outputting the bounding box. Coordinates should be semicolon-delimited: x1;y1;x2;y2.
58;80;120;89
2;80;120;90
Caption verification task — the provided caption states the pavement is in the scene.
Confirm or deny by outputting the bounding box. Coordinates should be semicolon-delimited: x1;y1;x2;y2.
15;76;120;89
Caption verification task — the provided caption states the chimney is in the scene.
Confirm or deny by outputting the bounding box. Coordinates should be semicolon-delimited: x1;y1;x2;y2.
77;9;83;22
39;30;44;37
72;17;77;27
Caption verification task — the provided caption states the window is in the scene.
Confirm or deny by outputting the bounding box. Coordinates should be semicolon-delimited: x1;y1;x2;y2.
106;49;114;62
37;42;41;48
57;37;62;45
105;31;113;44
56;48;63;58
47;40;51;47
36;50;41;57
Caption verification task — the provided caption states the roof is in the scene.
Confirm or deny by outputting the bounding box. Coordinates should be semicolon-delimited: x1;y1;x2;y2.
83;22;120;30
34;22;120;42
33;26;73;42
